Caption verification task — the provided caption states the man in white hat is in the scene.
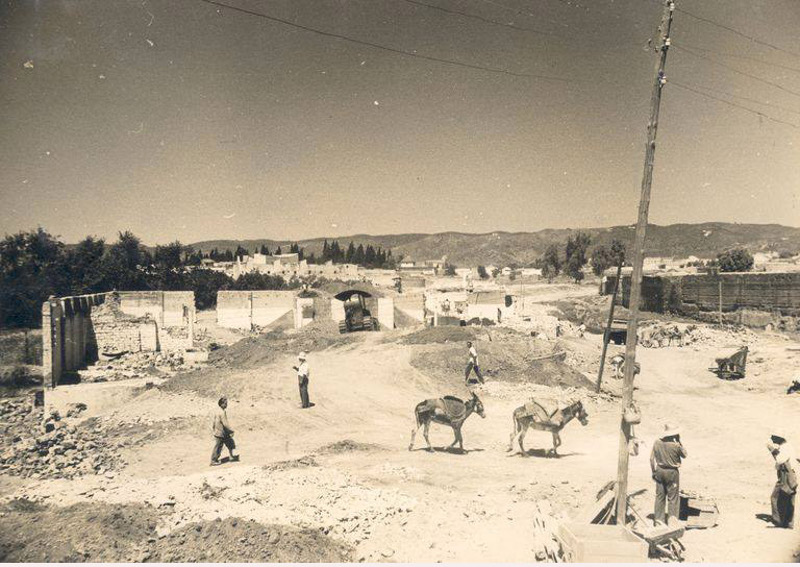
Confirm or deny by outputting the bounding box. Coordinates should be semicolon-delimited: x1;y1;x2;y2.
767;431;797;528
465;341;485;385
292;352;312;409
650;423;687;526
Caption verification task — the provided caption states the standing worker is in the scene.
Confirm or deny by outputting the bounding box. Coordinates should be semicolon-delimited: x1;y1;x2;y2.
293;352;312;409
767;432;797;529
650;423;687;526
465;341;485;385
210;397;238;466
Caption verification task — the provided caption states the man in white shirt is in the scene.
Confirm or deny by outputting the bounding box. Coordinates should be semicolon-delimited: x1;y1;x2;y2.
292;352;312;409
465;341;485;385
210;397;238;466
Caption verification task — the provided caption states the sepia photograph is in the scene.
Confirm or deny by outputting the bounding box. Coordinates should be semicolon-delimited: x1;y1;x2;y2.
0;0;798;563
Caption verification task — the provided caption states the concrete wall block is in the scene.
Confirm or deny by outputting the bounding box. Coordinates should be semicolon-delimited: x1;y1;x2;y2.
296;297;315;329
330;299;346;322
377;297;395;330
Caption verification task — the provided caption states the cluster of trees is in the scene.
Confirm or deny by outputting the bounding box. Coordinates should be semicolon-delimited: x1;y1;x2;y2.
320;240;396;269
202;242;305;263
204;239;397;269
0;229;304;328
716;247;754;272
537;234;627;283
590;240;627;276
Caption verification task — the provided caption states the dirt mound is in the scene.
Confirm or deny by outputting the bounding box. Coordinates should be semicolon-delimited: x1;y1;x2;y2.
0;501;156;562
315;439;384;455
207;320;359;369
411;340;594;390
164;320;363;396
262;455;319;472
148;517;353;563
400;326;481;345
0;500;352;563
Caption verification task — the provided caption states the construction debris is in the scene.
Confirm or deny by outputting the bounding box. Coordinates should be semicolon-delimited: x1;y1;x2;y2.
0;398;122;480
680;491;720;529
532;500;564;562
78;350;200;384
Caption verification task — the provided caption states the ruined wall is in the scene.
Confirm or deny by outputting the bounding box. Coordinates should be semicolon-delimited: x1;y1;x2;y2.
621;272;800;327
118;291;194;327
679;272;800;314
216;291;298;330
42;293;106;389
90;298;159;354
43;291;195;388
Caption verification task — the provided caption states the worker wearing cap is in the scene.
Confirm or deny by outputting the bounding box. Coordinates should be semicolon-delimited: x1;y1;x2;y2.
293;352;312;409
465;341;485;385
767;432;797;529
650;423;687;526
210;397;238;466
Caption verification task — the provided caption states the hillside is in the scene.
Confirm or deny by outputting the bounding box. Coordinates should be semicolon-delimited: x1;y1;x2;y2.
190;223;800;267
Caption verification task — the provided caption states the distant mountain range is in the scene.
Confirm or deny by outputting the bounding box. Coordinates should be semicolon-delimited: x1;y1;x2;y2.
189;223;800;267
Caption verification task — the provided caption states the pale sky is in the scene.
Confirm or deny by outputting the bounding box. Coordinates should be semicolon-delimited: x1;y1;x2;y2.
0;0;798;245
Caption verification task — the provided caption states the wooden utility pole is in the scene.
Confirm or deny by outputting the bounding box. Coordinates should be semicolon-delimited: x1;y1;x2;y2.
596;259;624;393
614;0;675;524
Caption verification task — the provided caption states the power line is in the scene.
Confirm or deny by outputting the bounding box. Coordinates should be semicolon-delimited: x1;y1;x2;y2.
399;0;550;35
671;80;800;130
675;80;800;117
471;0;575;28
676;7;800;60
196;0;571;81
680;42;800;75
674;44;800;101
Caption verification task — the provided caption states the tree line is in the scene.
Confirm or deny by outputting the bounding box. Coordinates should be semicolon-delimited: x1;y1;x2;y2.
533;233;627;283
535;233;755;283
200;239;396;269
320;239;396;269
0;229;307;328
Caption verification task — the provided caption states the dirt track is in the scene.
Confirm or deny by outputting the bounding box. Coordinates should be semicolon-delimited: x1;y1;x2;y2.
2;320;800;562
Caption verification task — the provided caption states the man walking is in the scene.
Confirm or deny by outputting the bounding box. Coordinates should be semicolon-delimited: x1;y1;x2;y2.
767;432;797;529
465;341;485;385
650;423;687;526
293;352;312;409
210;397;238;466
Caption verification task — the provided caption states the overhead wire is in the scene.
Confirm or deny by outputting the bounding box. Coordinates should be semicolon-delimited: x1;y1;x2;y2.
673;80;800;117
398;0;550;35
670;80;800;130
679;43;800;75
675;7;800;60
674;44;800;102
196;0;571;81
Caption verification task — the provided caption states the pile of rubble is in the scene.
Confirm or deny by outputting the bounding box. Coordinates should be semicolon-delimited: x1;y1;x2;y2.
638;321;759;348
0;399;122;480
78;351;193;383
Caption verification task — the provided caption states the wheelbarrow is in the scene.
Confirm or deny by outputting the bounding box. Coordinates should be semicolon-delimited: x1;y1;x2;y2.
713;346;748;380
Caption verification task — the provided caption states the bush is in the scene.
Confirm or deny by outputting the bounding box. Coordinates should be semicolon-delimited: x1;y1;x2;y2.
717;248;754;272
187;270;234;310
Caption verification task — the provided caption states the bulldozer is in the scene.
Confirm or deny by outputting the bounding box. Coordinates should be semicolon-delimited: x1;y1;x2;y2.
335;290;377;333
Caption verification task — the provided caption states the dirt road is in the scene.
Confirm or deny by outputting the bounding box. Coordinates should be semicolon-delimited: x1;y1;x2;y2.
2;327;799;562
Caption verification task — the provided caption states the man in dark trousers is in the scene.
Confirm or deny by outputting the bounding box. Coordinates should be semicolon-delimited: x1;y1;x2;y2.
767;432;797;529
465;341;485;385
293;351;312;409
650;423;687;526
210;397;238;466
